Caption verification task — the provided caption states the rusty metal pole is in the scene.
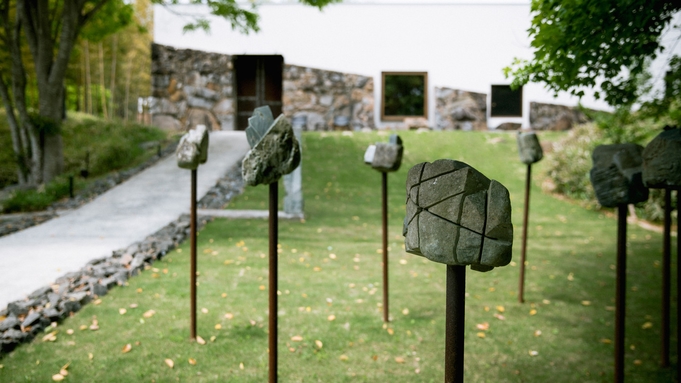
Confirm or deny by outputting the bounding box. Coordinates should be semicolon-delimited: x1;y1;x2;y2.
676;189;680;380
518;163;532;303
190;169;197;340
662;189;672;368
269;181;279;383
615;204;627;383
382;171;390;323
445;265;465;383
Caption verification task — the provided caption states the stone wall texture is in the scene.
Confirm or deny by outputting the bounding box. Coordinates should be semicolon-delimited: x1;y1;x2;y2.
151;44;375;132
529;102;589;131
284;65;374;131
434;87;487;131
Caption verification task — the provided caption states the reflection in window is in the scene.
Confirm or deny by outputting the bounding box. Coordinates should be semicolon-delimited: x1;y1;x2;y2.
381;72;428;121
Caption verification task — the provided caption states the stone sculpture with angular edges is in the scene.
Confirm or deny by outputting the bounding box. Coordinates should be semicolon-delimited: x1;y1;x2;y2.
517;131;543;164
242;106;301;186
590;143;649;208
642;127;681;188
176;126;209;170
364;134;403;172
403;159;513;272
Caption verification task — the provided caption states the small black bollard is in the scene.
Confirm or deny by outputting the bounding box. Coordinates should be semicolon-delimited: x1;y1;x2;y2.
68;176;74;199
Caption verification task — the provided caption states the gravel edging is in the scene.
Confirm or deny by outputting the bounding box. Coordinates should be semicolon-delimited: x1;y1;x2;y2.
0;141;179;239
0;158;245;356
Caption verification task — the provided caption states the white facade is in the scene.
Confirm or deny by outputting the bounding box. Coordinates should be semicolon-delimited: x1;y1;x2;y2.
154;1;680;129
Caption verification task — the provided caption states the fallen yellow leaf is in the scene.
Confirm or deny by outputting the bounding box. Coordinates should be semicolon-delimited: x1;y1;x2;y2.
188;358;197;365
315;340;323;349
88;353;93;360
119;308;127;315
291;335;303;342
201;308;208;314
52;374;65;381
496;306;505;313
600;338;612;344
642;322;653;329
221;293;227;298
196;336;206;345
493;313;506;321
581;301;591;306
477;332;486;338
476;323;490;331
142;310;155;318
529;309;537;316
402;308;409;315
239;362;244;370
225;313;234;320
93;299;102;305
165;359;174;368
66;329;74;335
395;357;405;363
327;315;336;321
79;325;87;331
339;355;349;361
42;331;57;342
215;324;222;330
633;359;642;366
528;350;538;356
534;330;542;337
121;344;132;353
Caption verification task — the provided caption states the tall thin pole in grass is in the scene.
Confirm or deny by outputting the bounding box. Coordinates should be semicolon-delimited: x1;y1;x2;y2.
445;265;465;382
518;163;532;303
381;172;390;323
661;189;671;367
615;204;627;383
268;181;279;383
190;169;197;340
676;189;680;381
516;132;544;303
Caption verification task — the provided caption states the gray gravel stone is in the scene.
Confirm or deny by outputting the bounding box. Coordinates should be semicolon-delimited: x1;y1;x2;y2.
21;312;41;328
642;127;681;188
404;159;513;272
0;316;19;331
590;143;649;207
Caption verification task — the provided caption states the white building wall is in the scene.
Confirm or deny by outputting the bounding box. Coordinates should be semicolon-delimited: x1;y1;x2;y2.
154;1;679;129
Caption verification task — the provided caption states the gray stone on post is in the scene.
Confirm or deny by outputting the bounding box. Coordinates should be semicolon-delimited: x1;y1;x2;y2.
517;131;543;164
242;106;301;186
175;125;209;170
590;144;649;207
364;134;403;172
403;159;513;272
642;127;681;188
284;121;304;215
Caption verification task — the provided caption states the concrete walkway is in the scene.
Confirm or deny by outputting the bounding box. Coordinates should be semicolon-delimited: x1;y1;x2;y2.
0;131;249;310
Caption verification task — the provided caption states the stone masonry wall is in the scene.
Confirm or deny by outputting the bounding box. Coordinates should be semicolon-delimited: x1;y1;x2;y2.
434;87;487;130
283;65;374;131
529;102;589;131
150;44;375;132
151;44;234;132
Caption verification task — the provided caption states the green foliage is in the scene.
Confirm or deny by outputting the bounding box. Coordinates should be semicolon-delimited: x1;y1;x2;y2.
505;0;680;107
28;113;61;136
2;176;76;213
80;0;135;42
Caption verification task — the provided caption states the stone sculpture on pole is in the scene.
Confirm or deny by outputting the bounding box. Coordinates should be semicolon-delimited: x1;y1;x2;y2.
404;159;513;382
590;143;648;383
175;124;209;341
364;134;403;322
516;131;543;303
242;106;300;383
641;126;681;371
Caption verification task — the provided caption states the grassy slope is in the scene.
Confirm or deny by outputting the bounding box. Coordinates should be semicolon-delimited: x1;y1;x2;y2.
0;131;676;382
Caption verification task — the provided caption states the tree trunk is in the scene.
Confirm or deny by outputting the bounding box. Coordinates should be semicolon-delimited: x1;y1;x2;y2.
124;51;133;122
109;34;117;119
98;41;108;119
85;40;92;114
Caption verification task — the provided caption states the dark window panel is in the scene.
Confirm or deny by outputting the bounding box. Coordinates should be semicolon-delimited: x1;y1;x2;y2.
490;85;522;117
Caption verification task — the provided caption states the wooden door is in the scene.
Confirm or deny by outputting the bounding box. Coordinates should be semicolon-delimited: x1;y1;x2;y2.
234;55;283;130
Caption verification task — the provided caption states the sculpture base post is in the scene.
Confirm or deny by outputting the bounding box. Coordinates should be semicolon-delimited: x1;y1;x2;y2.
190;169;197;341
445;265;465;383
382;171;389;323
519;164;532;303
677;189;680;380
615;204;627;383
269;181;279;383
662;189;671;368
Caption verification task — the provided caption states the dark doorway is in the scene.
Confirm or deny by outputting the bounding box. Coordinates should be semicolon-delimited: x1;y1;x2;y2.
490;85;523;117
234;55;284;130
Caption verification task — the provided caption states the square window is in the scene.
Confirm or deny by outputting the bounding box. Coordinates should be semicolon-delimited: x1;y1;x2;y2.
381;72;428;121
490;85;523;117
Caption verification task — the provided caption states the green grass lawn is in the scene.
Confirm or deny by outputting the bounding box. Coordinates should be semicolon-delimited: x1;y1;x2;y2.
0;130;677;382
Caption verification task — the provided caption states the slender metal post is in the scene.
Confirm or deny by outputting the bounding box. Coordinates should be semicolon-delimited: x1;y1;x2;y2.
190;169;197;340
382;171;389;322
662;189;672;367
269;181;279;383
445;265;465;383
518;163;532;303
676;189;680;380
615;204;627;383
